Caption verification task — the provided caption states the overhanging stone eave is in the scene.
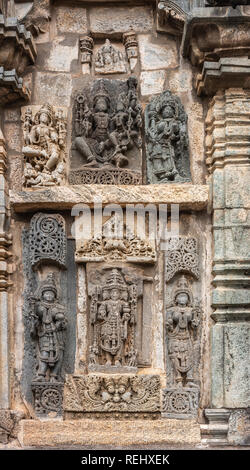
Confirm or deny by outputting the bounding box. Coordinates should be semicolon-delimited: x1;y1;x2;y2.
181;8;250;58
10;184;209;213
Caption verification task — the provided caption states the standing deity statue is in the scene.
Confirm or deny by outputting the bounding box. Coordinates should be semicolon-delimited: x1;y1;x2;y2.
145;90;191;184
89;268;137;367
22;103;67;187
166;276;201;388
30;273;67;382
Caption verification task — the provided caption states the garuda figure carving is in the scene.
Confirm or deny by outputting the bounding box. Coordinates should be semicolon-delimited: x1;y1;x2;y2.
89;268;138;369
30;273;67;382
70;78;142;185
166;276;201;389
22;104;67;187
145;90;191;184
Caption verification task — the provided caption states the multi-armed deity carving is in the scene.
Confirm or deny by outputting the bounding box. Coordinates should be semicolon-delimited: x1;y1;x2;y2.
145;90;191;184
94;39;127;74
21;104;67;187
88;268;140;370
70;78;142;184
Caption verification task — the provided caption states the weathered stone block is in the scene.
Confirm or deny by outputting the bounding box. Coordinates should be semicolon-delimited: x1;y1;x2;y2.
138;35;178;71
89;7;154;38
140;71;166;98
34;73;72;107
45;39;79;72
55;7;88;34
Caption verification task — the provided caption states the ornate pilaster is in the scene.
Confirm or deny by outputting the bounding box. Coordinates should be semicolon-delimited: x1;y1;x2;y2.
205;89;250;438
0;127;12;414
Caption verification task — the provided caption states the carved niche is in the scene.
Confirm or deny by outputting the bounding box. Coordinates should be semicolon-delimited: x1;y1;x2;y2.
69;78;142;185
30;272;67;417
94;39;127;74
87;267;141;371
64;374;161;416
145;90;191;184
21;104;67;187
163;236;202;418
22;213;73;417
29;212;67;270
86;265;153;372
75;214;156;264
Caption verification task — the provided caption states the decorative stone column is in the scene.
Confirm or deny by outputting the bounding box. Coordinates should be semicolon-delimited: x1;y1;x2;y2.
0;3;36;443
204;88;250;443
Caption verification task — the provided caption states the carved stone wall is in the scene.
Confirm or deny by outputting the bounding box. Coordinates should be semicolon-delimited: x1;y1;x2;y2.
1;0;248;450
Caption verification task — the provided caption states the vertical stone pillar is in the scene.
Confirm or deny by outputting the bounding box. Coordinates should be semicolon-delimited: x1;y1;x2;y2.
205;88;250;413
0;126;12;410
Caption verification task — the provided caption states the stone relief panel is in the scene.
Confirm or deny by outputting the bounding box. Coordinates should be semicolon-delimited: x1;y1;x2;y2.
94;39;127;74
21;214;77;417
75;214;156;264
30;272;67;416
69;78;142;185
145;90;191;184
29;212;67;270
21;104;67;188
86;265;153;372
165;236;199;281
64;375;161;415
163;236;202;419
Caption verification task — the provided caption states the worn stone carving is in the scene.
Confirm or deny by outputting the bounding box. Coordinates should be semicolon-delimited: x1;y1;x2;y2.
29;213;67;269
79;36;94;74
76;214;156;264
165;237;199;281
0;410;24;444
64;375;161;413
31;381;64;417
70;78;142;184
162;389;199;418
30;272;67;383
157;1;187;36
163;276;202;418
88;267;141;370
23;0;51;37
21;104;67;187
123;31;138;72
94;39;127;74
145;90;191;184
0;15;36;104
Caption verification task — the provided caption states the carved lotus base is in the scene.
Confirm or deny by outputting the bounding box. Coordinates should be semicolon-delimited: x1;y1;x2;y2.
162;388;199;419
32;381;64;417
69;167;142;185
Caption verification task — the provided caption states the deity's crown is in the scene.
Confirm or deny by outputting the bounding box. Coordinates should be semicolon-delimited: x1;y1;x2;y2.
39;272;57;297
173;275;193;304
94;81;110;104
105;268;126;290
35;103;53;123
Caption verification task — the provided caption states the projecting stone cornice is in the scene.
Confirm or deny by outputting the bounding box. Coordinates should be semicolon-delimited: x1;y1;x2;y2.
10;184;209;213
